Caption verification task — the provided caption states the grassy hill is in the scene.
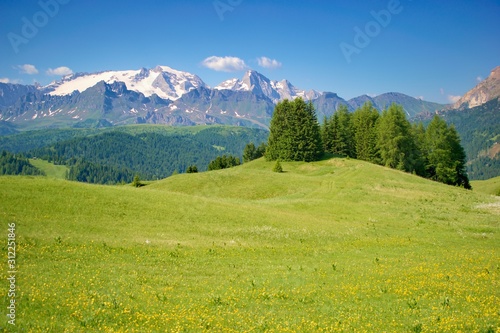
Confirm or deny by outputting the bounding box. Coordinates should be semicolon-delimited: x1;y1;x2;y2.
1;158;499;332
28;158;68;179
472;176;500;196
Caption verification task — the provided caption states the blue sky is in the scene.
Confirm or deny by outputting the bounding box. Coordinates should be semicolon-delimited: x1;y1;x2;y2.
1;0;499;104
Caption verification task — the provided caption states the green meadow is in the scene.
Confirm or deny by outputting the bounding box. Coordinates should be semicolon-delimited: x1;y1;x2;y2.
472;176;500;196
28;159;68;180
0;158;499;332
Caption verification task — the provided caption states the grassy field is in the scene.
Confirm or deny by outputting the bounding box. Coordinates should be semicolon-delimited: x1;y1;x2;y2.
29;159;68;180
472;176;500;196
0;158;499;332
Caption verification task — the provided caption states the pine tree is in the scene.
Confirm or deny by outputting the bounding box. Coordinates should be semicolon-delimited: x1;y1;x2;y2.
186;165;198;173
376;104;420;173
132;175;142;187
266;100;293;161
351;102;379;162
243;142;266;162
334;105;355;157
243;143;257;163
266;98;323;162
273;160;283;173
425;115;471;188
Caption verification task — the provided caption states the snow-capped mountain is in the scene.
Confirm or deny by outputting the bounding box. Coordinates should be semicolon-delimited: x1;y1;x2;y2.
0;64;451;131
44;66;207;101
215;70;321;103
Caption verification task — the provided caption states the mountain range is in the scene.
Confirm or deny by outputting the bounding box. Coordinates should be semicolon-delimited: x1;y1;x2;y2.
0;66;448;130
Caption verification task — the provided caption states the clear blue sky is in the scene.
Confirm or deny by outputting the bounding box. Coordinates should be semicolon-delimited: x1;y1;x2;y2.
1;0;499;104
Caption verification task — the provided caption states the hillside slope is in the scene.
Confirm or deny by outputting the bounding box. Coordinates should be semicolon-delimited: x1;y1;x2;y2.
0;159;498;331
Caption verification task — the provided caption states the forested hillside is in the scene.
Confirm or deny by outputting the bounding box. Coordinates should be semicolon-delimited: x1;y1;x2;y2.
0;151;45;176
439;98;500;180
0;125;269;184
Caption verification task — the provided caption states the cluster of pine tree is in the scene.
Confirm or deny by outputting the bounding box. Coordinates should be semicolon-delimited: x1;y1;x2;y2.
66;159;134;185
266;98;323;162
265;99;470;189
243;142;267;163
207;155;241;171
0;151;44;176
321;102;471;189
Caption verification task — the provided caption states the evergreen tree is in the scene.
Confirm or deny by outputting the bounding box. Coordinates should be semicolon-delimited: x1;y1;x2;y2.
411;122;427;176
243;142;266;162
256;142;267;159
425;115;471;188
376;104;421;173
186;165;198;173
243;143;257;163
333;105;355;157
351;102;379;162
266;98;323;162
132;175;142;187
273;160;283;173
208;154;241;171
0;151;45;176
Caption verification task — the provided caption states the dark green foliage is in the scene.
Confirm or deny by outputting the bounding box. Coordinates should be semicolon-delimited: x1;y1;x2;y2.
376;104;422;174
273;160;283;173
438;98;500;180
12;126;268;184
321;103;470;189
0;150;44;176
468;156;500;181
424;116;471;189
266;98;323;162
322;105;355;157
243;142;266;163
186;165;198;173
132;175;143;187
208;155;241;171
351;102;380;162
0;128;101;153
66;159;134;185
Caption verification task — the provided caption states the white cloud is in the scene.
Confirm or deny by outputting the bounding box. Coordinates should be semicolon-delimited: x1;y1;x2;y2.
0;78;21;84
16;64;39;75
447;95;461;103
476;76;483;83
257;56;282;69
46;66;73;76
416;96;424;100
201;56;247;72
440;88;445;95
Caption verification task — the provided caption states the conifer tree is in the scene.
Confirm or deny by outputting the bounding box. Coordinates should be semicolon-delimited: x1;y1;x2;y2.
266;98;323;162
425;115;470;188
376;104;420;173
334;105;355;157
351;102;379;162
243;143;257;163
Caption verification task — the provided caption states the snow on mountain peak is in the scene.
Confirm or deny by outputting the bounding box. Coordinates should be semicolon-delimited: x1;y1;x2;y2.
44;66;206;101
214;70;320;102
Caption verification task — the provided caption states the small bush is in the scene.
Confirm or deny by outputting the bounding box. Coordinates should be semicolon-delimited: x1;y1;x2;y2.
273;160;283;173
186;165;198;173
132;175;143;187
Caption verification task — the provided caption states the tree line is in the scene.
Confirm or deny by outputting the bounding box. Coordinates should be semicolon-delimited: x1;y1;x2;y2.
0;151;45;176
265;98;470;189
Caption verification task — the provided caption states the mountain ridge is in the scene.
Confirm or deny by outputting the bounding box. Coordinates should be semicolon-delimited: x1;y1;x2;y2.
451;66;500;109
0;65;448;130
